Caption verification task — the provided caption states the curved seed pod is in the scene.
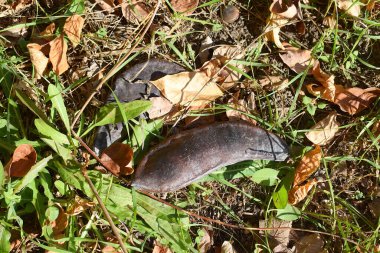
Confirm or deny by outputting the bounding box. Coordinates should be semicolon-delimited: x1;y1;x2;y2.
132;121;289;192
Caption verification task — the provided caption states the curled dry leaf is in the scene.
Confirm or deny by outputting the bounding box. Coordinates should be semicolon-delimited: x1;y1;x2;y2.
311;62;335;101
27;43;49;79
279;44;316;74
120;0;151;23
338;0;361;17
4;144;37;177
150;71;223;107
66;196;95;216
63;14;85;48
221;241;237;253
306;112;340;145
170;0;199;15
147;97;173;119
323;15;337;28
40;23;56;38
259;219;292;253
50;204;69;237
49;35;69;75
293;145;321;187
100;142;134;176
307;84;380;115
197;228;213;253
288;178;318;205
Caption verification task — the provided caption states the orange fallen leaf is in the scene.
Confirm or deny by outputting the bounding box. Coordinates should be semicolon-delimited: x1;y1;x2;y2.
66;196;95;216
27;43;49;79
120;0;151;23
4;144;37;177
306;112;340;145
311;62;335;101
100;142;134;176
259;75;289;91
63;14;85;48
152;240;173;253
147;97;173;119
49;35;69;75
293;145;321;187
151;71;223;107
170;0;199;15
338;0;361;17
102;246;121;253
50;205;68;238
279;44;316;74
288;178;318;205
40;23;56;38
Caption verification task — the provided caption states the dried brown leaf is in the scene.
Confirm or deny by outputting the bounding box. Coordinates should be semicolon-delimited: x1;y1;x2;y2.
259;75;289;91
4;144;37;177
221;241;237;253
293;145;321;187
27;43;49;79
288;178;318;205
338;0;361;17
0;22;27;38
63;14;85;47
151;71;223;107
372;121;380;137
323;15;337;28
66;196;95;216
121;0;150;23
50;205;68;237
295;234;325;253
102;246;121;253
152;241;173;253
306;112;340;145
49;35;69;75
226;98;256;125
40;23;55;37
147;97;173;119
279;44;316;74
170;0;199;15
96;0;115;12
270;0;298;18
311;62;335;101
100;142;134;176
259;219;292;252
264;14;288;49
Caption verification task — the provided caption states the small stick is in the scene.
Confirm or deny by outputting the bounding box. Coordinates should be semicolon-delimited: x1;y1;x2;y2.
80;154;128;253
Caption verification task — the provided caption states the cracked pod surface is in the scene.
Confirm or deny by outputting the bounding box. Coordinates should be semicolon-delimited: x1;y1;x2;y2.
132;121;289;192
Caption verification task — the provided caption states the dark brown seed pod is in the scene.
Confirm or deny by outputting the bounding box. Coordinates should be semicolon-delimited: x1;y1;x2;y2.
132;121;289;192
222;5;240;24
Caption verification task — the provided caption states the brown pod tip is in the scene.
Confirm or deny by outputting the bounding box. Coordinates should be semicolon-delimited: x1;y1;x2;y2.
132;121;289;192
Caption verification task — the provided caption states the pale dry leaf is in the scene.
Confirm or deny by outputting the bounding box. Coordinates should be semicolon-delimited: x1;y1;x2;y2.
338;0;361;17
0;22;27;38
40;23;55;37
170;0;199;15
96;0;115;12
197;228;213;253
102;246;121;253
293;145;322;187
295;234;324;253
50;204;69;237
147;97;173;119
49;35;69;75
63;14;85;48
288;178;318;205
212;45;246;89
323;15;337;28
4;144;37;177
259;219;292;253
270;0;298;18
259;75;289;91
151;71;223;107
221;241;237;253
152;241;173;253
226;98;256;125
121;0;150;23
372;120;380;137
306;112;340;145
100;142;134;176
279;44;316;74
311;62;335;101
27;43;49;79
264;14;288;49
11;0;33;12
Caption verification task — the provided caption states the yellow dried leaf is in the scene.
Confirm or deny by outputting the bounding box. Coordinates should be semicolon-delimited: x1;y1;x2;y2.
40;23;56;37
147;97;173;119
27;43;49;79
63;14;85;47
151;71;223;107
293;145;321;187
306;112;340;145
288;178;317;205
49;35;69;75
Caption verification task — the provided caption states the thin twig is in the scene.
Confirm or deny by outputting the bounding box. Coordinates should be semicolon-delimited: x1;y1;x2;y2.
71;0;162;129
80;154;128;253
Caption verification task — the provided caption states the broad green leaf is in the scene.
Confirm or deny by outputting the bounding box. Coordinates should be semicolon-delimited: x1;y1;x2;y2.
276;204;301;221
27;180;48;229
251;168;279;186
15;90;51;125
0;161;4;191
56;164;193;252
48;84;70;133
273;185;288;209
82;100;152;137
35;118;73;146
0;225;11;253
41;138;72;162
14;155;52;193
66;0;85;15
